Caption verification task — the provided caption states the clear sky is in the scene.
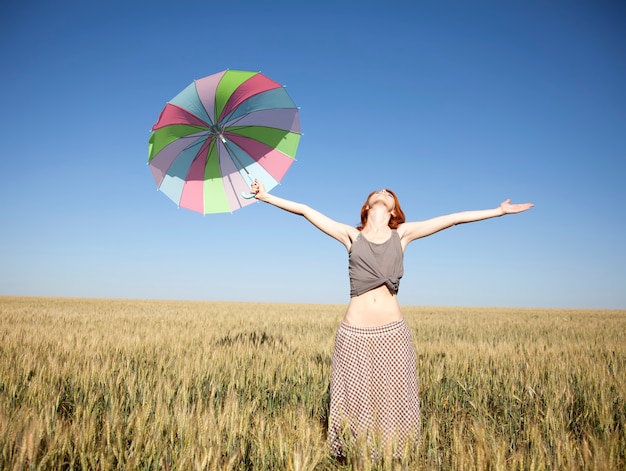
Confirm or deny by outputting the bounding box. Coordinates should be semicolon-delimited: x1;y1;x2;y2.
1;0;624;309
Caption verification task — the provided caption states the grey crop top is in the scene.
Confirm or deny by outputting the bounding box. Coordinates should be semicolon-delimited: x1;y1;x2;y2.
349;229;404;297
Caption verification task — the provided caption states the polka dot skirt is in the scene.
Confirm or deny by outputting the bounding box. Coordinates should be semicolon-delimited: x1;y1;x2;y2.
328;319;421;458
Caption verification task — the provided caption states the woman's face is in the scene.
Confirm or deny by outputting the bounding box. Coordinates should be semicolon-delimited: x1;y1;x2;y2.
368;189;396;211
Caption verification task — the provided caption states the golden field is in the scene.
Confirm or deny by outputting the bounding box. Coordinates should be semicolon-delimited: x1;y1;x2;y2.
1;297;624;470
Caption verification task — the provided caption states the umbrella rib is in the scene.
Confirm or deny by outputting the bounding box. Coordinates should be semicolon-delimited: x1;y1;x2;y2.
222;140;254;183
223;109;293;129
223;112;257;128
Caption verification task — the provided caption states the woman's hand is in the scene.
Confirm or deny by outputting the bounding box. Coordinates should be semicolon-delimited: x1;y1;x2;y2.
250;179;269;200
500;199;534;215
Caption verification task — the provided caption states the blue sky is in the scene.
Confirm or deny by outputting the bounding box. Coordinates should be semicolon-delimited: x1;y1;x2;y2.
1;0;624;309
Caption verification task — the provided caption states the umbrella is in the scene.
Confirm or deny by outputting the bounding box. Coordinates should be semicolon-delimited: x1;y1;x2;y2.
148;70;301;214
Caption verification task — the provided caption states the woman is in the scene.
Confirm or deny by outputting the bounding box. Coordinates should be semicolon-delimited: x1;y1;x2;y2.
250;180;533;458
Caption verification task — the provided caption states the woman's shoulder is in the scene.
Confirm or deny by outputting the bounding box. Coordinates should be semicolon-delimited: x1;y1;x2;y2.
395;223;414;250
347;226;361;241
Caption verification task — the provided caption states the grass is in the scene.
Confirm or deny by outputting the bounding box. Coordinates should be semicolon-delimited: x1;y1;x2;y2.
0;297;624;470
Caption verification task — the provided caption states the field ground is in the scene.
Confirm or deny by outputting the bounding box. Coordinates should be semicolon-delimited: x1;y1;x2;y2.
1;297;625;470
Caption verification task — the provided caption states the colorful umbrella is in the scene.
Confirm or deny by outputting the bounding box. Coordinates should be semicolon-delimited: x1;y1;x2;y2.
148;70;301;214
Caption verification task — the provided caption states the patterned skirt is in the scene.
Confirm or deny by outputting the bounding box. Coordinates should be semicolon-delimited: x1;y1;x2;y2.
328;318;421;459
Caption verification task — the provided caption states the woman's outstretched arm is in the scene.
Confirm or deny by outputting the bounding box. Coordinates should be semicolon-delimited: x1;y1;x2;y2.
251;179;357;250
399;199;534;244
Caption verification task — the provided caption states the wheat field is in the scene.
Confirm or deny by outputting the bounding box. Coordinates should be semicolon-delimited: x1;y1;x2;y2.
1;297;624;470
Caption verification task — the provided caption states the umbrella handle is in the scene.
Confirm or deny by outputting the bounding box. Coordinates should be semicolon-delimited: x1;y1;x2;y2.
241;175;256;199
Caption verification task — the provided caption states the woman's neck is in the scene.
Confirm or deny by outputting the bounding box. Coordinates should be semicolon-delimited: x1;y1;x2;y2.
365;207;391;233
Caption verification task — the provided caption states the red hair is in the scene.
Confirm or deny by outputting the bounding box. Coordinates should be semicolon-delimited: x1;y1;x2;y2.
357;189;406;231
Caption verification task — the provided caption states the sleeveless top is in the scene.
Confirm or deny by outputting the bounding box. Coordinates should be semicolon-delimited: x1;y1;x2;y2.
349;229;404;297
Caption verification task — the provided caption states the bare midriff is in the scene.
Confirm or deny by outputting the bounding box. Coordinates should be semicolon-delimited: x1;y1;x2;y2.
343;284;403;327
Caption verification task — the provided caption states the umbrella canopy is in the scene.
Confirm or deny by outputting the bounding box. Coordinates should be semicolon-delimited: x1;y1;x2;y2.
148;70;301;214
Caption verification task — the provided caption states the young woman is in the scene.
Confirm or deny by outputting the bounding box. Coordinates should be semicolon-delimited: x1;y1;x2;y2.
250;180;533;458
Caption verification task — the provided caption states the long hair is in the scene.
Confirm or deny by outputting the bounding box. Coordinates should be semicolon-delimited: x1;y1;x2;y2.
357;189;406;231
